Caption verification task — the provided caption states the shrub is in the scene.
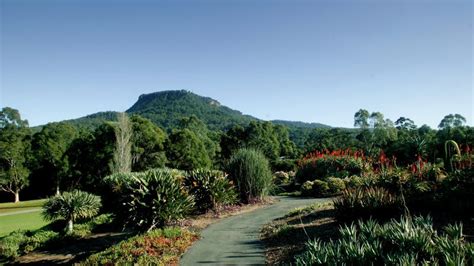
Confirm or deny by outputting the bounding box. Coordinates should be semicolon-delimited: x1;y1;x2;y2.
107;168;194;231
227;148;273;203
312;180;330;196
346;175;364;188
300;181;314;197
272;159;298;172
296;150;365;183
21;230;59;253
0;230;28;259
184;169;238;213
273;171;290;185
84;227;198;265
327;177;346;194
0;229;60;259
42;190;102;233
333;187;402;221
295;216;474;265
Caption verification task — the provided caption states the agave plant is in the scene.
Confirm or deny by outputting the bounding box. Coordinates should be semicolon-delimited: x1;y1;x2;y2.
42;190;101;233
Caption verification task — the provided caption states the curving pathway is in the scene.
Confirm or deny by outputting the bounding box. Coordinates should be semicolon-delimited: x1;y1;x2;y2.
180;196;329;265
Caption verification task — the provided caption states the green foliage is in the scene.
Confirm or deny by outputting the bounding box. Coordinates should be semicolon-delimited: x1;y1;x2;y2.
326;177;346;194
166;129;212;170
0;107;31;202
301;181;315;197
0;214;111;260
130;115;167;171
184;169;238;213
42;190;101;233
127;90;255;130
296;152;365;183
300;178;344;197
66;124;116;190
346;175;364;188
295;216;474;265
438;114;466;129
221;121;298;162
31;122;78;196
84;227;198;265
312;180;330;196
106;169;194;231
20;230;59;253
227;148;273;203
333;187;402;221
0;229;60;259
0;230;28;259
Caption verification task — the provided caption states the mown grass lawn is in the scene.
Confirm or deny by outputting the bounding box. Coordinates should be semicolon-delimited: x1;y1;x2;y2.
0;199;47;214
0;199;48;237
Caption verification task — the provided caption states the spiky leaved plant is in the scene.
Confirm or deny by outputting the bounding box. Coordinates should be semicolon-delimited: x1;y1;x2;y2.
42;190;101;233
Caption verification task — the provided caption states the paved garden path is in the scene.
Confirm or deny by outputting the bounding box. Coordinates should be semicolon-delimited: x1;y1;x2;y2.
180;196;329;265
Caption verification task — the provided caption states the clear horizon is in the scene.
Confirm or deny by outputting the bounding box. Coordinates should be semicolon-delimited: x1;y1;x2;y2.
1;0;472;128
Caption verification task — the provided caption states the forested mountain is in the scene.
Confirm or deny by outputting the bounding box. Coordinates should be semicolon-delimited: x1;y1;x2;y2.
57;90;330;131
126;90;256;130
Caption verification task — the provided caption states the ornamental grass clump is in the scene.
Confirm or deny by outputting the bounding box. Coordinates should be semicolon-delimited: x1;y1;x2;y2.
333;187;402;221
227;148;273;203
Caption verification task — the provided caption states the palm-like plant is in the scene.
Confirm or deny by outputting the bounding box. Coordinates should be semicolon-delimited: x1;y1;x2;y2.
42;190;101;233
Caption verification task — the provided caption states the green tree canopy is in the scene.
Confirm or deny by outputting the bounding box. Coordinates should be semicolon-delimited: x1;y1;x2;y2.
130;115;168;171
31;122;79;195
0;107;31;202
166;129;212;170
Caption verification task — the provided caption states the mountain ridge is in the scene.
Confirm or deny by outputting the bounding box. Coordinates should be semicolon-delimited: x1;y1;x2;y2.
54;90;331;131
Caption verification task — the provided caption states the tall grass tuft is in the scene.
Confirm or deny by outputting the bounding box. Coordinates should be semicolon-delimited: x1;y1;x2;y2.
227;148;273;203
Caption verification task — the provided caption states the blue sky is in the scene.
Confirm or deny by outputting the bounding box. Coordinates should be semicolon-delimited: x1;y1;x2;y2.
1;0;472;128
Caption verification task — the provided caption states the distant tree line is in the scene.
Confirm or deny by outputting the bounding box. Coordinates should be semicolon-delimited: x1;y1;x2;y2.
0;106;472;202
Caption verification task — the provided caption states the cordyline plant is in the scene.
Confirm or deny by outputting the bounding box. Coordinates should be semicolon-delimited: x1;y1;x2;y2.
42;190;101;233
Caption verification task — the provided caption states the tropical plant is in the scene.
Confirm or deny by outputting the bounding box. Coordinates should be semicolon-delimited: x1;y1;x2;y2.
184;169;238;213
42;190;101;233
107;169;194;231
227;148;273;203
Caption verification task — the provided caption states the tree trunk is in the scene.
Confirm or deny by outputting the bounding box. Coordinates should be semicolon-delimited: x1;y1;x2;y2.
14;191;20;203
56;185;60;196
67;219;73;233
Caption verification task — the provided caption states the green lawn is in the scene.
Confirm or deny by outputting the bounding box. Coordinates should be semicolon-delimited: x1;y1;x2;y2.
0;199;47;210
0;199;49;237
0;211;48;237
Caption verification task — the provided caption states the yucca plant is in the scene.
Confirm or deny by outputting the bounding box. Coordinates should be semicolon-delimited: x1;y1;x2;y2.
113;169;194;231
42;190;101;233
184;169;238;213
